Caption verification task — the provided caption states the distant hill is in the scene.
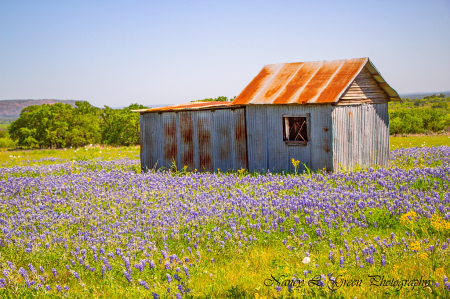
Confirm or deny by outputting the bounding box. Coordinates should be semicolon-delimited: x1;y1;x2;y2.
399;91;450;100
0;99;77;119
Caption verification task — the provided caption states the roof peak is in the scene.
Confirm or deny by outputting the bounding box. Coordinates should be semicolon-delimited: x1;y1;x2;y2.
231;57;398;105
264;57;369;67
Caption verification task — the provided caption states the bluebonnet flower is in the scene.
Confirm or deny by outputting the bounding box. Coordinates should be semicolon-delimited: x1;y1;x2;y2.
381;254;386;267
138;279;150;290
28;264;36;274
123;270;132;283
18;268;28;280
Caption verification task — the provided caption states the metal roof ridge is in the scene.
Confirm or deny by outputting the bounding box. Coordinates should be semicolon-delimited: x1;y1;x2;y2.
332;57;369;103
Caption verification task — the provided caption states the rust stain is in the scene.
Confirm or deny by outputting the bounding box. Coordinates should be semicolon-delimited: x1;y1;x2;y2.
217;121;230;161
273;62;318;104
298;60;342;104
234;110;247;168
324;127;329;132
232;66;275;105
231;58;368;105
197;115;212;171
163;114;177;163
180;112;194;169
257;63;302;102
324;145;330;153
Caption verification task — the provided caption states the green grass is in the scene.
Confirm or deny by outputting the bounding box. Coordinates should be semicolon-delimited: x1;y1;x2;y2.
390;134;450;149
0;145;140;167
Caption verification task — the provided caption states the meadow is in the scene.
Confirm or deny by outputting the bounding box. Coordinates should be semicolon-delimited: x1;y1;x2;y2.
0;141;450;298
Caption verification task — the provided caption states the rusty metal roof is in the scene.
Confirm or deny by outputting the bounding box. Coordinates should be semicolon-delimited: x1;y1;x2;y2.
133;101;234;113
231;57;400;105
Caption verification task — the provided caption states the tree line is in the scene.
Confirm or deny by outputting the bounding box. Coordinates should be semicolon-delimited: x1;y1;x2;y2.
8;101;146;149
3;95;450;149
389;95;450;135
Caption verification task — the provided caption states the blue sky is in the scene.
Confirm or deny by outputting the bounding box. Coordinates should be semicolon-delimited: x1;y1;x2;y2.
1;0;449;107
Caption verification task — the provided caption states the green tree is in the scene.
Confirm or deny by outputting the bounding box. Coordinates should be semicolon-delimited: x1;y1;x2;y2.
100;103;147;146
68;101;101;147
191;96;236;102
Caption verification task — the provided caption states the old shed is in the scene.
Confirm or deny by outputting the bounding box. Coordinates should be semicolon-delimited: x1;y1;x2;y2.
138;57;400;173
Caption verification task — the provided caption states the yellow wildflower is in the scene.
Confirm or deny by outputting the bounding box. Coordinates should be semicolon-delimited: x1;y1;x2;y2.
436;267;445;279
410;241;420;251
419;253;428;259
400;211;417;224
431;214;450;231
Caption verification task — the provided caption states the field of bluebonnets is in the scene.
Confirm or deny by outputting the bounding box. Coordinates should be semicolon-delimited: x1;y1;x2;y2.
1;144;450;298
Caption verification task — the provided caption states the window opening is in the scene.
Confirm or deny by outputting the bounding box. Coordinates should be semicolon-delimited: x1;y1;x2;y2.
283;115;309;145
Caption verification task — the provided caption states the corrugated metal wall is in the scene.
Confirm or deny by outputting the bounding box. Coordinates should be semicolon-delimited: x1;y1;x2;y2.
141;108;248;172
331;103;389;170
141;103;389;173
246;105;333;173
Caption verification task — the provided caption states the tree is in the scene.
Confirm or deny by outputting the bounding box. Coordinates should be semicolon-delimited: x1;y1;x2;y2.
191;96;236;102
68;101;101;147
9;102;100;148
100;103;147;146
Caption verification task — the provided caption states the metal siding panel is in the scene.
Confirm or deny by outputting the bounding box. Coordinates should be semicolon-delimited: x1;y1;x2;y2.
331;107;338;170
143;113;162;170
309;105;333;172
326;105;334;171
156;113;164;169
211;110;219;172
215;109;232;171
162;112;178;170
331;104;391;171
230;110;236;170
373;105;379;165
342;106;348;169
267;106;288;172
197;111;214;172
362;105;369;166
353;106;358;168
233;108;248;170
179;111;195;171
246;105;268;172
193;112;199;171
356;106;362;166
369;105;376;165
